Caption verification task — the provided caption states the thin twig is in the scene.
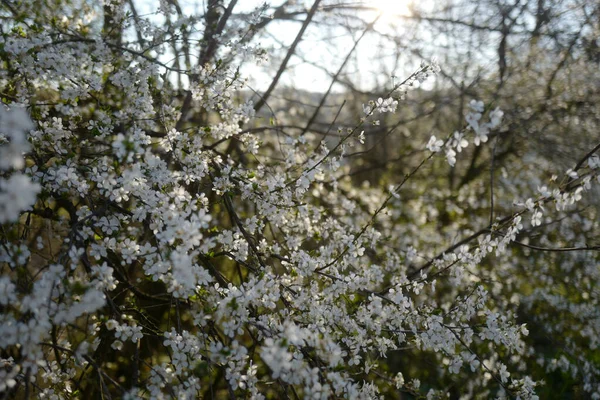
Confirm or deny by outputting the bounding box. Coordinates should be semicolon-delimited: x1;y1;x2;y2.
254;0;323;113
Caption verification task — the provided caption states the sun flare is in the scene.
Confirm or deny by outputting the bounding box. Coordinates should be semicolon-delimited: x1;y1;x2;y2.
370;0;413;19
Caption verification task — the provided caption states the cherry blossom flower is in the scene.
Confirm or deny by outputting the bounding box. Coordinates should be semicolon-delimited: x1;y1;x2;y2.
427;135;444;152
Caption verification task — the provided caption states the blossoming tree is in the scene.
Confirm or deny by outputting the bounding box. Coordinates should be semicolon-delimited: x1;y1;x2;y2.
1;1;599;399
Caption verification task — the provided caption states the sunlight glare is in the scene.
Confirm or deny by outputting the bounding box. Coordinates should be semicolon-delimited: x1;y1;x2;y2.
370;0;412;20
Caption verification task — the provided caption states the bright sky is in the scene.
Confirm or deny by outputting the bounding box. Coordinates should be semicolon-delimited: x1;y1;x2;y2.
135;0;437;93
237;0;437;93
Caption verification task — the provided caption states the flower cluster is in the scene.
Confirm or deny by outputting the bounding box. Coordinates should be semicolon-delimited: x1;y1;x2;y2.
426;99;504;166
1;2;599;400
465;99;504;145
0;106;41;223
